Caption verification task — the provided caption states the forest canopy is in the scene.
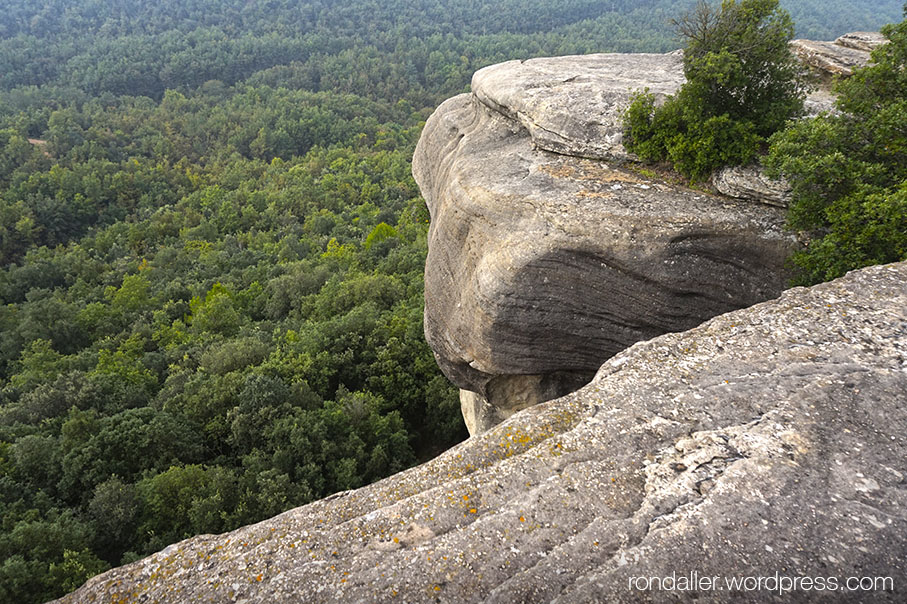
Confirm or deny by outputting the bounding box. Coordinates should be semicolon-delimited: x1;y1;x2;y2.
0;1;903;602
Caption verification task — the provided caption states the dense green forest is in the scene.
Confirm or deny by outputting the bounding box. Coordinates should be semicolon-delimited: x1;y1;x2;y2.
0;1;903;602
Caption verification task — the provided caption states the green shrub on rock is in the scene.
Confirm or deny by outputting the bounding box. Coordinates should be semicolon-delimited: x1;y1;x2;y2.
766;7;907;284
623;0;808;181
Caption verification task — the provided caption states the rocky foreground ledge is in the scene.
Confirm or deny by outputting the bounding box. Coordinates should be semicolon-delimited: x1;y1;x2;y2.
57;262;907;603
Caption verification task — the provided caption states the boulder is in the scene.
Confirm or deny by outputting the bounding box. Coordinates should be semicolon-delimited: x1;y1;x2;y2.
55;262;907;603
711;164;791;207
414;54;799;433
469;48;844;164
470;51;685;161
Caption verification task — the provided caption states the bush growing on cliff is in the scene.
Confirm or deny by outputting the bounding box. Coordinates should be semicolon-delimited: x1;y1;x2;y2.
623;0;809;181
766;7;907;284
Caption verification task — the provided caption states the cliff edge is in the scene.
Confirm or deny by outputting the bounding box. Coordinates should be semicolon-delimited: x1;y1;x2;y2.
55;38;907;603
414;31;883;435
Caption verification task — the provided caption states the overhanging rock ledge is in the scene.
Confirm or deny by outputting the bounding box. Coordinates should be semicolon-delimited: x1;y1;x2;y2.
413;51;802;434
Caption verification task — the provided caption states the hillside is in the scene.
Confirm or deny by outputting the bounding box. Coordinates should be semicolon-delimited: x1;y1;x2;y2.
1;1;905;602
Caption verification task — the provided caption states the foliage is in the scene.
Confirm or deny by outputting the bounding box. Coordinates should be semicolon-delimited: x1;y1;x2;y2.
623;0;808;181
766;7;907;283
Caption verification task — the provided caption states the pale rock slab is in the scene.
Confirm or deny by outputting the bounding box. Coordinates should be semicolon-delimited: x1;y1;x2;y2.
834;31;888;52
711;164;791;207
790;38;873;77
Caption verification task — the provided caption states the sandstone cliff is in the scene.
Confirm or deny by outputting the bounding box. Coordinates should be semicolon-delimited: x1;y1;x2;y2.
415;30;888;435
414;52;807;434
56;261;907;603
790;31;886;77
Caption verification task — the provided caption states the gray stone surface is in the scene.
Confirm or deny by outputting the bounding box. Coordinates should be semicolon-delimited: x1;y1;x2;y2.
56;262;907;603
471;51;685;161
460;370;591;436
416;38;875;430
470;50;842;164
835;31;888;52
790;38;873;77
711;164;791;207
459;389;503;437
415;64;798;424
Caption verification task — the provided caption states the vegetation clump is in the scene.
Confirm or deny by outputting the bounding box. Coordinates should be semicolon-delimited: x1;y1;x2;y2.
623;0;809;181
766;7;907;284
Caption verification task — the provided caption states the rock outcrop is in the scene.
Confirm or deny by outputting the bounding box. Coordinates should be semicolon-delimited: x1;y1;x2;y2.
710;164;791;207
414;53;801;433
834;31;889;52
790;32;882;78
56;261;907;603
417;30;886;434
469;52;686;162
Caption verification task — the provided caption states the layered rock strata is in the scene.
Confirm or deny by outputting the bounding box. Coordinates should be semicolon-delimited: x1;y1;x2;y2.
834;31;889;52
57;261;907;603
710;164;792;207
414;53;800;433
790;31;883;77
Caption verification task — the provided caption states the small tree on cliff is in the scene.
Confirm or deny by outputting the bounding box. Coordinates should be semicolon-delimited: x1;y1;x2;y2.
623;0;809;181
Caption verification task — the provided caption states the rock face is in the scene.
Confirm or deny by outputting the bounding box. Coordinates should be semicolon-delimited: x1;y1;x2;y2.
56;262;907;603
834;31;888;53
414;53;800;433
710;164;791;207
470;52;685;161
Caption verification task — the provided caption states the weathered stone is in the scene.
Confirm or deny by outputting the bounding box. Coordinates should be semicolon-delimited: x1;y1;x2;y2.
56;262;907;603
471;51;685;161
790;38;873;77
415;61;798;429
459;388;501;437
711;164;791;207
460;371;591;435
835;31;888;52
470;50;842;164
418;43;867;432
803;86;838;114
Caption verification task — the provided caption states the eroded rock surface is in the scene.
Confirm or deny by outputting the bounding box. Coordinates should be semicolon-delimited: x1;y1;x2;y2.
415;54;799;432
790;37;875;77
471;51;685;161
711;164;791;207
834;31;888;52
57;262;907;603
